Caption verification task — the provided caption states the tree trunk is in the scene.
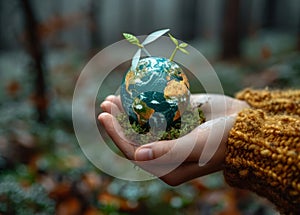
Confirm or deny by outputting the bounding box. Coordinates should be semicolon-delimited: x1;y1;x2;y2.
0;0;4;50
297;15;300;51
222;0;241;60
89;0;101;53
262;0;276;29
20;0;48;123
180;0;198;41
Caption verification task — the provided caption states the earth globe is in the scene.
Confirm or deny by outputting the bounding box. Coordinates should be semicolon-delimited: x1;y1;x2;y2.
120;57;190;132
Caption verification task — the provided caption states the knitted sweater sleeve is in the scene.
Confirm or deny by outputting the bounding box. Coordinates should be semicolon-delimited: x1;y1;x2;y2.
223;89;300;214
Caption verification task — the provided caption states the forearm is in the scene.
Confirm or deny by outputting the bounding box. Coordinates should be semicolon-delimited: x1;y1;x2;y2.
224;89;300;214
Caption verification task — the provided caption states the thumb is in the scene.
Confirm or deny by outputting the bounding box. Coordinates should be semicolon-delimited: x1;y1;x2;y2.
134;140;172;161
134;115;236;164
134;129;205;163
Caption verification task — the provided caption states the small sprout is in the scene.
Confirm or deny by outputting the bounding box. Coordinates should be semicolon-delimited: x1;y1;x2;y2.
169;33;179;46
168;33;189;61
123;29;170;70
123;33;143;48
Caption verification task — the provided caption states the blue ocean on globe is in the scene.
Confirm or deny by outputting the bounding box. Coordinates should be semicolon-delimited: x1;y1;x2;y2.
120;57;190;132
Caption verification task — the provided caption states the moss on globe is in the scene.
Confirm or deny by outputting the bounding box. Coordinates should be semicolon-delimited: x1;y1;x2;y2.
116;106;205;145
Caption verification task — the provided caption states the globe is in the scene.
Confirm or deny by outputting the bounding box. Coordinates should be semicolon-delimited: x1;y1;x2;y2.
120;57;190;132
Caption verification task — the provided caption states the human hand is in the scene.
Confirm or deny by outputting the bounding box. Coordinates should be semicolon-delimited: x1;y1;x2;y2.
98;94;249;186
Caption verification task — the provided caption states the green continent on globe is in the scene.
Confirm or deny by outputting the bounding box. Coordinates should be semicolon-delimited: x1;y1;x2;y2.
121;57;190;131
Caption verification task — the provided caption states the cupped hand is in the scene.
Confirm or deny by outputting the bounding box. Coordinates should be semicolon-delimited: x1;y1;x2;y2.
98;94;249;186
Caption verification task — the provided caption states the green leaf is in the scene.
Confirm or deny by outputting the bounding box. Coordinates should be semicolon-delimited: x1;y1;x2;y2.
168;33;178;46
123;33;142;47
179;47;189;54
179;43;188;48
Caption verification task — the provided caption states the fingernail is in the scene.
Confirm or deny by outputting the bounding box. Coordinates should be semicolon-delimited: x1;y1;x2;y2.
98;113;103;121
98;113;109;123
135;148;153;161
100;102;105;110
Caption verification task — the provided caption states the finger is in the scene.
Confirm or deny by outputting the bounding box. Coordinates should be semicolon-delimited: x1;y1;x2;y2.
133;127;206;163
134;129;206;163
227;99;249;115
192;94;249;120
190;94;210;119
134;115;235;164
190;94;211;109
105;95;124;112
98;112;136;159
100;101;121;115
197;94;229;120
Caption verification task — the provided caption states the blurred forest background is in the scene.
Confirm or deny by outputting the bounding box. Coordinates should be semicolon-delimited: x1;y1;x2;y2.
0;0;299;214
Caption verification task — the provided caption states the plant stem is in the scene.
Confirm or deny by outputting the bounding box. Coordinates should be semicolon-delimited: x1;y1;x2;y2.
169;47;178;61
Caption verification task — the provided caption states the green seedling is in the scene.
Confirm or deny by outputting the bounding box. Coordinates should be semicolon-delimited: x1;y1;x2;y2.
168;33;189;61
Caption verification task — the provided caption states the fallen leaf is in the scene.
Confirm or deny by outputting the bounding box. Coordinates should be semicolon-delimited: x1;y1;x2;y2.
98;192;138;212
56;197;82;215
6;80;21;96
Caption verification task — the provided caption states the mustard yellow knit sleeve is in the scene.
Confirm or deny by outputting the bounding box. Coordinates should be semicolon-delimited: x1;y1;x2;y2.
224;89;300;214
235;88;300;115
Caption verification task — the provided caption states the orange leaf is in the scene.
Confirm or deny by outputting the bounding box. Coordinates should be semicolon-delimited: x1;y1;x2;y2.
6;80;21;96
49;183;71;200
56;197;82;215
82;172;102;190
84;207;104;215
98;193;138;211
261;45;272;59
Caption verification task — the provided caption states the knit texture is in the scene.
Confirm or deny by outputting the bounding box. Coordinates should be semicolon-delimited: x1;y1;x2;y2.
235;88;300;115
224;89;300;214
